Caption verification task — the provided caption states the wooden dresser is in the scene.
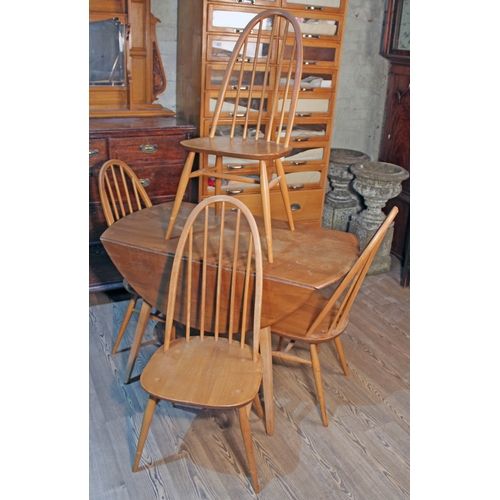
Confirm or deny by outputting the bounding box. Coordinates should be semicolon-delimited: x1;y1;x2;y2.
176;0;348;227
89;117;196;291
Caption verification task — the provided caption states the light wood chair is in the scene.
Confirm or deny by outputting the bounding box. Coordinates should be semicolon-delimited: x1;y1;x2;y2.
271;207;399;426
165;9;304;263
133;195;265;494
98;159;166;381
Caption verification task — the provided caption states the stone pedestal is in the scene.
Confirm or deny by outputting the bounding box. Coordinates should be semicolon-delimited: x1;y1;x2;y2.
322;148;370;231
348;161;409;275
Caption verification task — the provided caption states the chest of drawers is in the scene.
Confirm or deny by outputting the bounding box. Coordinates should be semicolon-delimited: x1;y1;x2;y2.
89;117;196;291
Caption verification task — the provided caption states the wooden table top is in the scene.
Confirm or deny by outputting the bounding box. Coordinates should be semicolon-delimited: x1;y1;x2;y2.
101;202;360;327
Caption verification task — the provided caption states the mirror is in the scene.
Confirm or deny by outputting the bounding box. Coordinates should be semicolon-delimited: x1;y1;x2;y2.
89;19;125;86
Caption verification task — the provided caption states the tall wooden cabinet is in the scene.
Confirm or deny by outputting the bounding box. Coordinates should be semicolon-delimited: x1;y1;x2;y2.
177;0;348;226
380;0;410;285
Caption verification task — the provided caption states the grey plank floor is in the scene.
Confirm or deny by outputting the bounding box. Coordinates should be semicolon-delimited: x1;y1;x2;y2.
89;257;409;499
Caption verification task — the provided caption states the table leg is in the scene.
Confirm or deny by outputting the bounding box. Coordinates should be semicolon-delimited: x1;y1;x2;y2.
259;326;274;435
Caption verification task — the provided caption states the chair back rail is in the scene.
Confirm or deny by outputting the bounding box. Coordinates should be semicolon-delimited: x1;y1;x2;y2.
98;159;152;227
163;196;264;361
306;206;399;338
210;9;303;147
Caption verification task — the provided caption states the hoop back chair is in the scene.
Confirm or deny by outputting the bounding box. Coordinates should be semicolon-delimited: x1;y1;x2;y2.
271;206;399;426
165;9;304;263
133;196;265;493
98;159;166;382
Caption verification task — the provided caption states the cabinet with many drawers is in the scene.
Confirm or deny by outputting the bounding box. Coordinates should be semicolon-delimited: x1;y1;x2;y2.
177;0;347;226
89;116;196;291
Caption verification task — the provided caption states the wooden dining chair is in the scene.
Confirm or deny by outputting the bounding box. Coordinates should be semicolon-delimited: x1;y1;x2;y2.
271;207;399;426
165;9;304;263
133;195;265;493
98;159;166;381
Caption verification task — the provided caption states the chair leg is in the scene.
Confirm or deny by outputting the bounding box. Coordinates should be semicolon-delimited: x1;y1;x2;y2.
259;160;273;263
124;301;152;383
112;294;139;354
165;151;196;240
275;158;295;231
309;343;328;426
252;393;264;420
133;396;159;472
238;404;260;494
333;336;349;376
277;336;285;352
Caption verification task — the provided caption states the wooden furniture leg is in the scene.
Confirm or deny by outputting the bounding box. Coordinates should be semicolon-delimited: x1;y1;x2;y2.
275;158;295;231
165;151;196;239
112;294;138;354
310;343;328;426
133;396;159;472
124;301;152;383
333;336;349;376
259;161;274;263
259;326;274;435
238;404;260;494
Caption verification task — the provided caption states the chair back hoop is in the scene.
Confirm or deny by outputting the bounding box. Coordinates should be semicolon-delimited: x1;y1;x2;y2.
209;9;303;147
163;196;264;361
305;207;399;338
98;159;152;227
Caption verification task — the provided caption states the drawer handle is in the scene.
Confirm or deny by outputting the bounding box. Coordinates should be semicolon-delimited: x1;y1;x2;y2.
303;34;321;39
304;61;317;66
300;87;315;92
231;85;249;90
89;149;99;156
227;164;245;169
296;113;312;117
234;29;253;34
237;0;255;4
291;203;302;211
292;137;310;142
139;143;158;154
236;58;251;63
227;189;244;195
229;112;246;117
291;161;307;165
139;178;150;187
305;6;323;11
289;184;305;190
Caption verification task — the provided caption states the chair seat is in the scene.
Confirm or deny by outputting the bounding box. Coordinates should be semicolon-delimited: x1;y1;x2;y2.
140;337;263;408
271;291;350;343
181;136;292;161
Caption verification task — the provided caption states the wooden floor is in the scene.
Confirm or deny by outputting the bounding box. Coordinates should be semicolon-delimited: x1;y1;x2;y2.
89;257;409;500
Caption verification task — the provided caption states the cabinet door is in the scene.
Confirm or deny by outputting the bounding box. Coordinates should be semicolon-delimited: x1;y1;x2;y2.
379;65;410;185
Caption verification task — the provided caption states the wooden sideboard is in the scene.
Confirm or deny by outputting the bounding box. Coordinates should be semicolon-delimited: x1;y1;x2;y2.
89;117;196;291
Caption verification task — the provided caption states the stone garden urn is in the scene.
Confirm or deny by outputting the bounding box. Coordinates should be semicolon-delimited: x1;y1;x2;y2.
348;161;409;274
322;148;370;231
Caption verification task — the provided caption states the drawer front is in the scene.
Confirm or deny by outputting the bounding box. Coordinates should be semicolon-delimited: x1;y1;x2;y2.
283;0;344;13
89;164;186;205
108;135;187;166
89;139;108;167
203;188;324;223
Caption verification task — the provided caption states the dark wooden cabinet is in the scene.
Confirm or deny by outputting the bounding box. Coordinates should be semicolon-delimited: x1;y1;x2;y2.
89;117;196;291
380;0;410;285
380;63;409;260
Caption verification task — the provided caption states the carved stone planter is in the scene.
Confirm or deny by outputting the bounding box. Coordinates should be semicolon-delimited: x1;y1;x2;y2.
348;161;409;274
322;148;370;231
